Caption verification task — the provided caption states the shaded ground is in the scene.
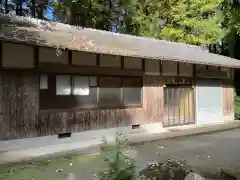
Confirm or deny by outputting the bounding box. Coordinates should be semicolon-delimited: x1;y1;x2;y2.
1;129;240;180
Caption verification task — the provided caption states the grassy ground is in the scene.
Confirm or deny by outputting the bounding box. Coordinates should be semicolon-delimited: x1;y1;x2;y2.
0;153;103;180
1;129;240;180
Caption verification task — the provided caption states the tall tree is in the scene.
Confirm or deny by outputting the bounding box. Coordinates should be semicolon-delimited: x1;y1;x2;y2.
219;0;240;57
51;0;111;29
132;0;225;46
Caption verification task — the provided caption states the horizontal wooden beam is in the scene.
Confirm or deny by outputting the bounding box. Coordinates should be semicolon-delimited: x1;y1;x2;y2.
38;63;144;77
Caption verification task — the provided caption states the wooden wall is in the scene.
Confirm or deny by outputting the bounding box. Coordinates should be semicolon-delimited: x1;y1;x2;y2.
0;71;39;140
0;71;164;140
222;81;234;117
37;75;164;137
0;42;235;140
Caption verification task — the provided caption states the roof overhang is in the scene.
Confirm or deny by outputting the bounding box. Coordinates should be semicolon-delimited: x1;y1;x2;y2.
0;14;239;68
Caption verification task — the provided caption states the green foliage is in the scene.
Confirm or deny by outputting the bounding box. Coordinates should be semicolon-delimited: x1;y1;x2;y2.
51;0;107;28
50;0;238;47
132;0;225;45
221;0;240;35
97;134;137;180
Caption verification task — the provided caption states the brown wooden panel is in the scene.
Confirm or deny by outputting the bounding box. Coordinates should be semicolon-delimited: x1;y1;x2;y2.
1;71;22;139
39;47;68;64
143;75;164;123
21;73;39;137
145;59;160;75
0;71;39;140
124;57;142;69
222;81;234;116
36;75;163;137
72;51;97;66
162;61;177;76
0;71;164;140
122;77;142;87
100;54;121;68
179;63;193;77
163;86;195;127
99;77;121;87
2;43;34;68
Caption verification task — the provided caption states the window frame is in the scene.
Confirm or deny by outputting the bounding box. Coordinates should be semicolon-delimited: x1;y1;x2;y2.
39;74;143;111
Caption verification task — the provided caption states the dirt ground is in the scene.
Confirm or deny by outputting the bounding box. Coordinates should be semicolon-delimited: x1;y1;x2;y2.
1;129;240;180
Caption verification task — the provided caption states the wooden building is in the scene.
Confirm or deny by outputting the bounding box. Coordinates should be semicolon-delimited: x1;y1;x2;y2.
0;15;238;141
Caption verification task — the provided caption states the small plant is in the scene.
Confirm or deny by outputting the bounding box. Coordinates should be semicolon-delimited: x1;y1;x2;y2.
97;134;137;180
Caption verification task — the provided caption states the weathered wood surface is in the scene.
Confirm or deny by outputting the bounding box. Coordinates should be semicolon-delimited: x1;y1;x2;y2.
222;81;234;116
37;75;164;136
0;71;39;140
0;73;164;140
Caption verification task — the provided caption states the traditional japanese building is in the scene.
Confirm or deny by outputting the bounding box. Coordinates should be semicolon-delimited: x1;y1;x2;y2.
0;15;237;140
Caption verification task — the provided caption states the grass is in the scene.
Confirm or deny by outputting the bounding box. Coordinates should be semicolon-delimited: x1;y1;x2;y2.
0;153;102;180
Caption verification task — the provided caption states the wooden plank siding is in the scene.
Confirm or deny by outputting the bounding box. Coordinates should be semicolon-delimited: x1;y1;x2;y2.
0;43;235;140
0;71;164;140
37;75;164;137
0;71;39;140
222;80;234;116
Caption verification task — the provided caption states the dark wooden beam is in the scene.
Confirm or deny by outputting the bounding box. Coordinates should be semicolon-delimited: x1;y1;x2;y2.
68;50;72;65
96;54;100;66
193;64;196;77
177;61;180;76
34;46;39;69
38;63;144;77
121;56;124;69
0;41;2;68
159;60;163;75
142;59;145;71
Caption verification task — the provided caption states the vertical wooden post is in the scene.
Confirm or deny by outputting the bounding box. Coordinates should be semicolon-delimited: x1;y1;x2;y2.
96;54;100;66
68;49;72;66
34;46;39;69
177;62;180;76
0;41;2;68
121;56;124;69
159;60;163;75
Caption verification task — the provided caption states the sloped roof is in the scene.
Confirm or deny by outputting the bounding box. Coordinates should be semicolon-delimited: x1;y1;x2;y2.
0;14;240;68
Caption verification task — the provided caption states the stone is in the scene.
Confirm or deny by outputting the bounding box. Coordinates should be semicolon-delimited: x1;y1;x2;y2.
56;168;63;172
139;159;190;180
184;172;205;180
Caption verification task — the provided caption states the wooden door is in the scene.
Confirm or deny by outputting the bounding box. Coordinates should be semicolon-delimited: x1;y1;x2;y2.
163;85;195;127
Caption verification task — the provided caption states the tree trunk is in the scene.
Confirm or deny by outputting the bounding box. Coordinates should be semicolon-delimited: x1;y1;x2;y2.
4;0;8;14
36;4;45;19
19;0;23;16
31;0;36;17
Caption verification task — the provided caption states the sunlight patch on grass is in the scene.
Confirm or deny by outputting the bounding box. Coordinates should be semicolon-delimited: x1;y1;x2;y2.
71;152;100;161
